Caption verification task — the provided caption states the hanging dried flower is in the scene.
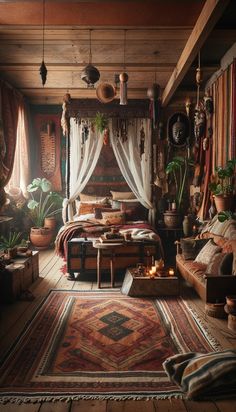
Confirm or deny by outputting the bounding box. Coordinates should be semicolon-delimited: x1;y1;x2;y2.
40;61;47;86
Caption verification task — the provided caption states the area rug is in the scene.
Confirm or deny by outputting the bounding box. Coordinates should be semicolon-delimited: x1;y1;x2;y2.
0;290;221;403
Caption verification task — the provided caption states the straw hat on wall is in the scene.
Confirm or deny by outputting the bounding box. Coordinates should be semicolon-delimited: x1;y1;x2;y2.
96;82;116;103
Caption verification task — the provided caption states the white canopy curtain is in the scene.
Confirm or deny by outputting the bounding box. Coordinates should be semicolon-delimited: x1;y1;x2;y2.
110;118;155;224
62;118;104;222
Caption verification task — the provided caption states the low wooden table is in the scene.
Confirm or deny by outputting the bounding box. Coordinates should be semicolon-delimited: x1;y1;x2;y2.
121;267;179;297
93;241;125;288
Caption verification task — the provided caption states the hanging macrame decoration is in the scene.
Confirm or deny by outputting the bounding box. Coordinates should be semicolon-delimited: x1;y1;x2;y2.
119;72;129;105
40;121;56;176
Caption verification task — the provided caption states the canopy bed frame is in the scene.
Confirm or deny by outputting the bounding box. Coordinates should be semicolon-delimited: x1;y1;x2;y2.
57;98;163;280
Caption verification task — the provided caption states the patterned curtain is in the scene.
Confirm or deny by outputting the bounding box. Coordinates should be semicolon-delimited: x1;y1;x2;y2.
0;80;21;209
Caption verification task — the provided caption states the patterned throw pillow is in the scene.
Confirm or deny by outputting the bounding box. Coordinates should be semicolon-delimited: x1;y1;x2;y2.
94;206;118;219
194;239;222;265
102;210;126;225
180;238;210;260
78;202;98;215
205;252;228;276
110;190;136;200
79;193;108;204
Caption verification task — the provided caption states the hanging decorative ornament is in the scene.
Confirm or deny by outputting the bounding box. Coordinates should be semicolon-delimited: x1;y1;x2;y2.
147;82;160;129
204;92;214;118
185;97;191;117
103;127;109;146
39;0;47;86
119;72;129;105
81;29;100;87
119;30;129;105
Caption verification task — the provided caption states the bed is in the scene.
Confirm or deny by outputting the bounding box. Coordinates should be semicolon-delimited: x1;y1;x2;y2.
55;193;163;280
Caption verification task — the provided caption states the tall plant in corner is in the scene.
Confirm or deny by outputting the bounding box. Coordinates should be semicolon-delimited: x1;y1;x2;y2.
166;156;194;211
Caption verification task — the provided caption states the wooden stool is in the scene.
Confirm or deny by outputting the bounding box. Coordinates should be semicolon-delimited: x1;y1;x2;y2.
93;241;125;288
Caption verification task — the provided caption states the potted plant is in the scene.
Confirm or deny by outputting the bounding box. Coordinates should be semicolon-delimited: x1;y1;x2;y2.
27;178;62;249
0;231;22;259
164;156;194;228
209;159;236;212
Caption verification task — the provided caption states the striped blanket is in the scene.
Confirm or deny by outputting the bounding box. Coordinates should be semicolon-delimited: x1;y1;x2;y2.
163;350;236;400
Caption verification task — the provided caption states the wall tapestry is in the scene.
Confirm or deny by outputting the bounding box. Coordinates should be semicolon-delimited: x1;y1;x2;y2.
33;114;62;191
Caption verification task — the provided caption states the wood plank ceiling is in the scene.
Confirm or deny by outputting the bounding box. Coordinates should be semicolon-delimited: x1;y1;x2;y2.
0;0;235;105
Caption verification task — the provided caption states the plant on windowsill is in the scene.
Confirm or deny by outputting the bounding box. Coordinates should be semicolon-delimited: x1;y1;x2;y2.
209;159;236;212
26;178;62;249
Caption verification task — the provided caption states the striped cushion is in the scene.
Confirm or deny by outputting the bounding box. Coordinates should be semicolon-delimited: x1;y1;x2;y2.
163;350;236;400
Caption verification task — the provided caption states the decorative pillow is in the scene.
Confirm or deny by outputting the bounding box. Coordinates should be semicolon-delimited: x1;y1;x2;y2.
125;205;147;221
163;350;236;400
205;252;228;276
180;238;210;260
110;190;136;200
79;193;108;204
78;202;98;215
219;252;233;276
102;210;126;225
94;206;118;219
194;239;222;265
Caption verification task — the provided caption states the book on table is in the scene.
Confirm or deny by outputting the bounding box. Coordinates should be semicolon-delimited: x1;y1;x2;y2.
99;235;124;243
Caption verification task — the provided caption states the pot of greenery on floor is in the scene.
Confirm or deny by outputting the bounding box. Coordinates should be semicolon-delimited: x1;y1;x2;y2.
209;159;236;212
27;178;62;249
0;231;22;259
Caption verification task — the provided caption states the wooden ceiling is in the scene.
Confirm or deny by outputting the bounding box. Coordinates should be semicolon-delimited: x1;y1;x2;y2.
0;0;235;105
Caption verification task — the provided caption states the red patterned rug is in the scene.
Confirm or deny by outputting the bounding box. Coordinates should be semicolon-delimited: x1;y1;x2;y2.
0;290;221;403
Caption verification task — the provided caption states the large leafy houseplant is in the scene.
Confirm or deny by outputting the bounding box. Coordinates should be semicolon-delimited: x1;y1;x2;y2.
165;156;194;211
27;178;62;228
209;159;236;197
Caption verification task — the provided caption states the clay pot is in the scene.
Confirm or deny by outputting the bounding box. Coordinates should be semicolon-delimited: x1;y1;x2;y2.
213;195;232;213
44;217;57;232
163;211;181;229
226;295;236;310
30;227;53;250
205;302;227;319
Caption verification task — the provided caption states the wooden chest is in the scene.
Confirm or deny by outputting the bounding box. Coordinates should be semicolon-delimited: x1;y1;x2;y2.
67;238;161;279
0;251;39;303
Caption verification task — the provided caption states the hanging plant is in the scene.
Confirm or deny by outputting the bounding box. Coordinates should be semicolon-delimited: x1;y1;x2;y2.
94;112;108;134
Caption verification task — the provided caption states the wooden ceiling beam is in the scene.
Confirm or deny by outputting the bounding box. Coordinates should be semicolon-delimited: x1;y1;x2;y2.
161;0;230;107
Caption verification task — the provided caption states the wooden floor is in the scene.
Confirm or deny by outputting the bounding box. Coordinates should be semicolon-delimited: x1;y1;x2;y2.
0;249;236;412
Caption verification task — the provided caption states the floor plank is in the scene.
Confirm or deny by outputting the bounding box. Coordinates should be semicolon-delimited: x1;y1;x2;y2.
214;400;236;412
154;399;188;411
39;401;71;412
183;400;219;412
71;400;107;411
0;404;40;412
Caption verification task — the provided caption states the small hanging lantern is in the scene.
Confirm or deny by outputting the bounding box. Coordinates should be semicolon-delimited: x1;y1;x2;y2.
81;29;100;88
39;0;47;86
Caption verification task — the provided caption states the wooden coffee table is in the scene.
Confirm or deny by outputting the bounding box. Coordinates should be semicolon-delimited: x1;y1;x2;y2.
93;240;125;288
121;267;179;297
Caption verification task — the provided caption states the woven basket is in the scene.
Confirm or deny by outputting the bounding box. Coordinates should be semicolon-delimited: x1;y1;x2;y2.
205;302;227;319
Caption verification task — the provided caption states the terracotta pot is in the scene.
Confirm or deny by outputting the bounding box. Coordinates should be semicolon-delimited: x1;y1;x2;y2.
226;295;236;309
213;195;232;213
44;217;57;232
30;227;53;250
163;211;181;229
205;302;227;319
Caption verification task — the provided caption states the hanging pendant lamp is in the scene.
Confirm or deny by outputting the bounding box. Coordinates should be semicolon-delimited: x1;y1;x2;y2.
81;29;100;88
39;0;47;86
119;30;129;105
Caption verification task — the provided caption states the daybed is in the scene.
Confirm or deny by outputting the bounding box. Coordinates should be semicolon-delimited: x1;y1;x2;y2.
55;193;163;279
176;215;236;302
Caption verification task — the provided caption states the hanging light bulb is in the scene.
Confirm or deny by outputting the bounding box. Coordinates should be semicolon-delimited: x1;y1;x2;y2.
39;0;47;86
119;30;129;105
81;29;100;87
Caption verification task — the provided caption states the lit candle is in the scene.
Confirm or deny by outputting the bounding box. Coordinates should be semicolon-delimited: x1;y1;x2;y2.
168;268;175;276
151;266;157;274
192;225;197;235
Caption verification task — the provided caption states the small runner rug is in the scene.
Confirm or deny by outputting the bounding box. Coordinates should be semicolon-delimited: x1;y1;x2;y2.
0;290;221;403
